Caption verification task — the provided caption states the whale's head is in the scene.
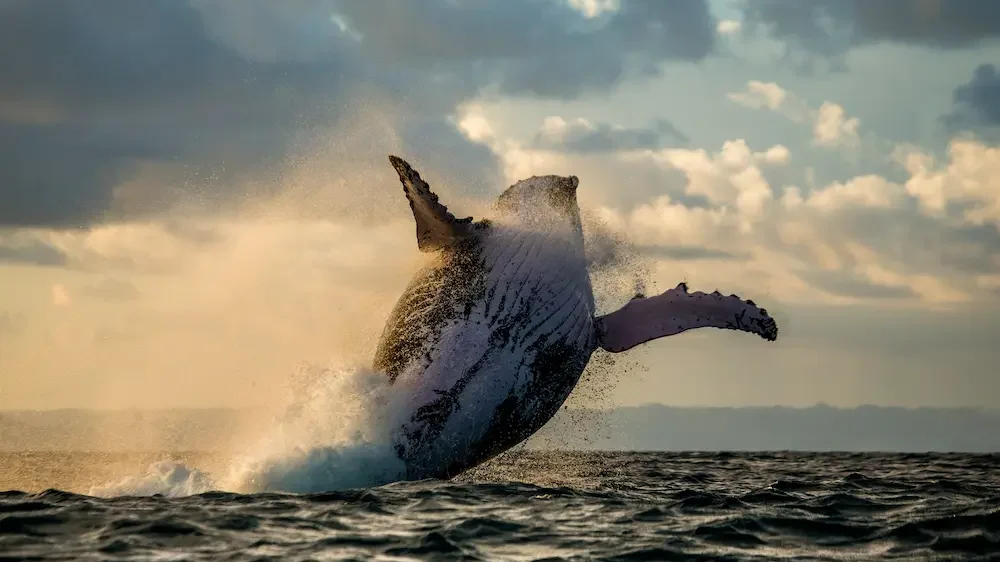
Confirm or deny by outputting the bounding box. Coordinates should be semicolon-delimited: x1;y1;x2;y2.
493;174;582;239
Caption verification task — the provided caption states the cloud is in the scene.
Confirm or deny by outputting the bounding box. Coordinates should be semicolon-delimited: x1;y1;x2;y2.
531;116;688;153
566;0;620;19
797;270;917;300
1;0;719;228
728;81;861;148
51;284;72;307
310;0;718;101
717;19;742;36
896;138;1000;227
458;106;1000;307
743;0;1000;57
795;175;902;211
332;0;717;96
81;279;141;302
943;63;1000;133
637;244;748;261
456;102;999;306
0;1;354;227
813;102;860;148
727;80;792;111
4;1;999;413
0;237;68;267
641;139;790;222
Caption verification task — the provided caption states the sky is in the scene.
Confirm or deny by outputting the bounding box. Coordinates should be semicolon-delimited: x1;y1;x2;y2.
1;0;999;411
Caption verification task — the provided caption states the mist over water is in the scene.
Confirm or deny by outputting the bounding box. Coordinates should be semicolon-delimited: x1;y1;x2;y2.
69;178;652;497
85;362;407;497
0;92;659;495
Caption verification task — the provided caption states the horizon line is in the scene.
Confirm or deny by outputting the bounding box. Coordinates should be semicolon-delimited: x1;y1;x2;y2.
3;403;999;414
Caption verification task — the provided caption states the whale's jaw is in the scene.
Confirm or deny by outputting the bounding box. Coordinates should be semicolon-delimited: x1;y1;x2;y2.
373;223;595;480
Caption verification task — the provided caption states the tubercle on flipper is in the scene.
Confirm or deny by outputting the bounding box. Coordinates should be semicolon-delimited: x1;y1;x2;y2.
667;281;778;342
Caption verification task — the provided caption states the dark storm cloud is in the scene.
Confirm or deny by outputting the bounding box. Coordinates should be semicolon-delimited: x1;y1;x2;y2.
332;0;716;98
0;0;358;227
0;0;717;228
532;119;689;153
743;0;1000;57
943;63;1000;132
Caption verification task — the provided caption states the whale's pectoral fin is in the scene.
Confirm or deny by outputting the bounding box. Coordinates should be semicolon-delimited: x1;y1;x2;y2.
594;282;778;352
388;155;475;252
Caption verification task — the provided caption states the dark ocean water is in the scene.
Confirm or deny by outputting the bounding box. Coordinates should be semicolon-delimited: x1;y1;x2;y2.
2;451;999;561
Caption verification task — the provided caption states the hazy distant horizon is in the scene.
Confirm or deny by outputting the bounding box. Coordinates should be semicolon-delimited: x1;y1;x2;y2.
4;404;999;453
3;402;999;414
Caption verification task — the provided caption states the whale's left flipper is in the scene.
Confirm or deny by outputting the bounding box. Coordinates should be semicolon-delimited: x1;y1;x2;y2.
594;282;778;352
389;155;475;252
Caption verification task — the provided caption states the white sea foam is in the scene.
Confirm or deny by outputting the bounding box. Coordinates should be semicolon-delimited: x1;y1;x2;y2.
90;361;408;497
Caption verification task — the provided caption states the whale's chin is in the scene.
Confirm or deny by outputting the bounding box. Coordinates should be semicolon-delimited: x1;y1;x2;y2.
375;225;595;481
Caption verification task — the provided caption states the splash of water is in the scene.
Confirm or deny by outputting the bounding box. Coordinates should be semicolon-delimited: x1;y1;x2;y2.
85;205;653;498
88;460;214;498
90;361;407;497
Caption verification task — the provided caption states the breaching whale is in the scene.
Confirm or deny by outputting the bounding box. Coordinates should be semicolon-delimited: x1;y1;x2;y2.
375;156;778;481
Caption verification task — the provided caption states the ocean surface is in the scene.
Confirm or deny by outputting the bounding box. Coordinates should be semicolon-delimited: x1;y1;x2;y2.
2;451;998;561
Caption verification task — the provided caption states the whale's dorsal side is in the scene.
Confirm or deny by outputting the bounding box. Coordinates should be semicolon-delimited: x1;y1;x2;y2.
388;155;476;252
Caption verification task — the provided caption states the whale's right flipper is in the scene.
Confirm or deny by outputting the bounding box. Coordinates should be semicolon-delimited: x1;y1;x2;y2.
594;282;778;352
389;155;475;252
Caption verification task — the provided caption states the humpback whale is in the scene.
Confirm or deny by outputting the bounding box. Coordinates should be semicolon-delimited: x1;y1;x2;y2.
375;156;778;481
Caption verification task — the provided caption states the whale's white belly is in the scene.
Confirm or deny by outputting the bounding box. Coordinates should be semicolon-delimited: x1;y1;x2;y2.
379;226;595;479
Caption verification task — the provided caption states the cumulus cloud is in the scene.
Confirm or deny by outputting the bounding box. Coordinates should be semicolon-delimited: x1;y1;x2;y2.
455;105;1000;309
896;139;1000;227
453;107;695;210
717;19;742;36
728;81;861;149
795;175;903;211
452;103;999;309
612;151;991;305
640;140;790;222
813;102;861;148
727;80;793;111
